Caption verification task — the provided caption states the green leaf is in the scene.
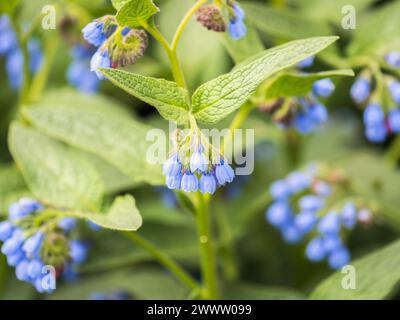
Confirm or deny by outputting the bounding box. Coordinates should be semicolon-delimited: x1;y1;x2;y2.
263;69;354;99
111;0;130;10
192;36;339;124
23;89;163;186
310;239;400;299
8;123;104;211
220;24;264;64
116;0;159;28
71;195;142;231
100;68;190;124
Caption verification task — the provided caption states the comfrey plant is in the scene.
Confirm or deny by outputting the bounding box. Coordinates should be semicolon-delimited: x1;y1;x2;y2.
195;0;247;39
1;0;353;300
350;51;400;143
266;165;374;269
0;199;88;293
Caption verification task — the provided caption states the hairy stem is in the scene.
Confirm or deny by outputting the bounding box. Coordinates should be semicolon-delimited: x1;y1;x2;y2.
124;232;199;291
195;193;219;299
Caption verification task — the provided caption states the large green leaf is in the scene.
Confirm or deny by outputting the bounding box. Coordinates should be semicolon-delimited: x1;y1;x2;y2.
100;68;190;124
111;0;130;10
8;123;104;212
70;195;142;231
192;36;339;124
24;89;163;186
310;239;400;299
116;0;159;28
263;69;354;99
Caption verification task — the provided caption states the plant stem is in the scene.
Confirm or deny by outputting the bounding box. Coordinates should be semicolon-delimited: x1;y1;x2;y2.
171;0;207;52
195;193;219;299
124;232;199;291
385;134;400;167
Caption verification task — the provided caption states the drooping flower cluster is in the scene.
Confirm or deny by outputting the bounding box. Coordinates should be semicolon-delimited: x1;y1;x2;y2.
163;126;235;194
195;1;247;40
350;51;400;143
266;165;373;269
0;15;43;90
67;44;100;94
0;198;89;293
81;16;148;80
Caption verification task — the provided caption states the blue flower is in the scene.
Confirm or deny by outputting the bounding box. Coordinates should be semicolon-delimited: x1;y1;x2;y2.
328;246;350;269
322;234;342;253
5;48;23;90
199;173;217;194
270;180;291;200
297;56;314;68
312;79;335;97
281;224;304;244
295;211;317;233
181;172;199;192
318;212;341;235
190;149;208;173
88;221;102;231
166;171;182;190
365;122;387;143
385;52;400;68
341;202;357;229
69;240;88;264
0;221;14;241
286;171;310;193
163;154;181;177
0;15;18;55
265;201;292;228
9;198;43;221
58;218;77;232
388;109;400;133
308;103;328;124
305;237;326;262
27;259;44;279
82;20;108;47
22;232;44;259
90;49;111;80
350;77;371;103
16;260;31;281
299;195;324;212
1;229;25;256
215;161;235;185
67;60;100;94
228;4;247;40
388;81;400;105
27;39;43;73
293;112;314;134
363;103;385;126
313;181;331;196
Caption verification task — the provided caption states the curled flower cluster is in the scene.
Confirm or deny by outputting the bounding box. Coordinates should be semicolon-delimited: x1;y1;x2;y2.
0;15;42;90
350;51;400;143
0;198;88;293
82;16;148;80
67;44;100;94
195;1;247;40
163;128;235;194
266;166;373;269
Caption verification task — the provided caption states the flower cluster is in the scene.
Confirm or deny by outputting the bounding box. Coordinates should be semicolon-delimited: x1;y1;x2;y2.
266;165;373;269
350;51;400;143
81;16;148;80
0;15;42;90
67;44;100;94
163;126;235;194
0;198;89;293
195;1;247;40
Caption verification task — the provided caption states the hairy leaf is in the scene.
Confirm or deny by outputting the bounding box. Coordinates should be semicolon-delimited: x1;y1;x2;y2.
116;0;159;28
310;239;400;299
192;36;339;123
100;68;189;124
8;123;104;211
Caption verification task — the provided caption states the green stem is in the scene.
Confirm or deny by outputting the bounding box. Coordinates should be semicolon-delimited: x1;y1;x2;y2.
171;0;207;52
124;232;199;291
195;193;219;299
384;134;400;167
